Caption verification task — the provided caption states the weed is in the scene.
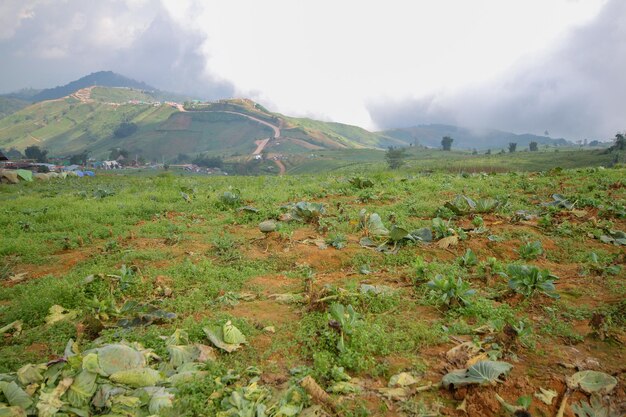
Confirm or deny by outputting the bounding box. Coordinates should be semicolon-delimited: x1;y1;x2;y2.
426;275;476;306
501;264;559;298
325;233;347;249
517;241;543;260
458;248;478;267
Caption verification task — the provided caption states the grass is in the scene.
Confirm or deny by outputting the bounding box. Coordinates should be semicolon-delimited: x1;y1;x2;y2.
286;147;620;174
90;87;156;104
0;165;624;416
1;89;621;178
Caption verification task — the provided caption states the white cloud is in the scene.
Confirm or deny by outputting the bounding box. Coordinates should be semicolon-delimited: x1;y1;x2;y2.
0;0;42;39
367;0;626;139
0;0;621;139
167;0;607;128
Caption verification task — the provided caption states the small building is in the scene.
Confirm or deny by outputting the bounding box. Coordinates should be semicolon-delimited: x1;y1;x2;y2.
0;151;8;162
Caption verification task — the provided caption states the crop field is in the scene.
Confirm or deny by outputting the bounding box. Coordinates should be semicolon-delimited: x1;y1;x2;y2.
0;167;624;416
285;148;619;175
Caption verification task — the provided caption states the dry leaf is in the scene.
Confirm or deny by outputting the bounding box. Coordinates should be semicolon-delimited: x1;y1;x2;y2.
437;236;459;248
445;341;480;367
301;376;335;410
466;352;490;367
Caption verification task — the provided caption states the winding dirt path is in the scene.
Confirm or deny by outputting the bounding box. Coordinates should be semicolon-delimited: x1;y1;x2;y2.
179;107;281;159
253;138;270;155
214;110;280;140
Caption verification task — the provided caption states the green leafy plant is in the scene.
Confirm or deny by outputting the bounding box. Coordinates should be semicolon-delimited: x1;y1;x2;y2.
542;193;575;210
443;195;501;215
219;189;241;208
359;209;388;237
204;321;247;353
286;201;325;223
93;188;115;199
326;233;347;249
458;249;478;267
517;241;543;260
572;394;621;417
328;303;361;352
597;230;626;246
431;217;454;239
441;361;513;388
501;265;559;298
472;215;484;228
426;275;476;306
348;177;374;189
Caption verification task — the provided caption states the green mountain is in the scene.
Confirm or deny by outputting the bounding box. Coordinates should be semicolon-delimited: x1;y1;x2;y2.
382;124;570;150
30;71;155;102
0;90;400;160
0;70;575;160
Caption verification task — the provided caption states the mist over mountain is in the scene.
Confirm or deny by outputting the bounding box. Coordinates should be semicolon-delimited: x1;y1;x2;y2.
0;70;580;156
382;125;570;150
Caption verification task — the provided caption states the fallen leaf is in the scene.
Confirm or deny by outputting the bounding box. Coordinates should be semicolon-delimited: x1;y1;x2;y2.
45;305;79;326
8;273;28;283
377;387;411;400
534;387;558;405
446;341;480;367
437;236;459;248
388;372;419;387
466;352;490;367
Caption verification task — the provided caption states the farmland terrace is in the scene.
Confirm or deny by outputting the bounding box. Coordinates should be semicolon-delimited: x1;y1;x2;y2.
0;167;624;416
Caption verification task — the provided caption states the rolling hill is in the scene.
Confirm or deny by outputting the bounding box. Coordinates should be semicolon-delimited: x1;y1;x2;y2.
0;71;576;160
382;124;570;150
0;97;30;119
0;88;401;160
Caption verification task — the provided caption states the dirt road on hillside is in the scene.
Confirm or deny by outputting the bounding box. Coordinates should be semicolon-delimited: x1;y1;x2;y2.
253;138;270;155
179;107;281;158
273;159;286;175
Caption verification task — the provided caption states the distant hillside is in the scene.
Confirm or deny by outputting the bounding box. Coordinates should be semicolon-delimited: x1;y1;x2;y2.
382;124;570;150
31;71;155;102
0;90;398;160
0;80;574;161
0;97;30;119
1;88;41;101
186;99;404;152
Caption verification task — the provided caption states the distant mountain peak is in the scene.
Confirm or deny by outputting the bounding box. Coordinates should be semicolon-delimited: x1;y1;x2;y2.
31;71;155;102
381;124;571;149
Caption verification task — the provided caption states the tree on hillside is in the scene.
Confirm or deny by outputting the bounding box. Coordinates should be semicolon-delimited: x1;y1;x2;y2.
441;136;453;151
385;147;408;169
193;155;224;169
529;141;538;152
24;145;48;162
485;149;491;155
610;133;625;151
70;151;90;165
109;148;130;161
508;142;517;153
3;148;23;159
175;153;191;163
113;122;138;138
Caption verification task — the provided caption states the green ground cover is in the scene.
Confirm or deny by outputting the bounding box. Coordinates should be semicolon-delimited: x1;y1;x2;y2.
0;166;624;416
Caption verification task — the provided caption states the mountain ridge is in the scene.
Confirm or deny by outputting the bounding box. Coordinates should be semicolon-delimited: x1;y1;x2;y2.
30;71;156;102
381;124;570;150
0;71;575;159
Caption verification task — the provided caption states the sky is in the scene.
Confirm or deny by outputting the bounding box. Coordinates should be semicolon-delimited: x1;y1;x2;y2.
0;0;624;139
